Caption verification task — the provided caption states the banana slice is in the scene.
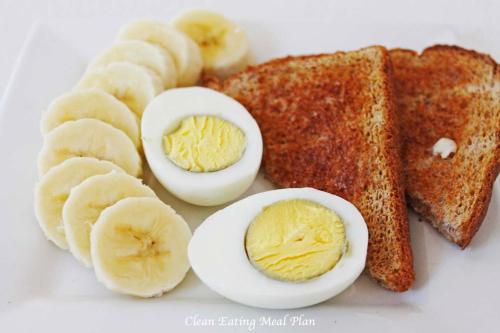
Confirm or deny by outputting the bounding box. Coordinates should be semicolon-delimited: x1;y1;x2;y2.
117;20;202;87
172;9;250;78
63;172;156;267
91;197;191;297
34;157;125;249
37;119;142;177
75;62;159;117
41;89;140;148
87;41;177;89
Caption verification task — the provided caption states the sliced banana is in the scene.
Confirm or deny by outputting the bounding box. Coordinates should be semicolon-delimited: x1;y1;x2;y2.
143;70;165;95
34;157;125;249
41;89;140;148
63;172;156;267
172;9;250;78
117;19;202;87
91;197;192;297
37;119;142;177
75;62;159;117
87;41;177;89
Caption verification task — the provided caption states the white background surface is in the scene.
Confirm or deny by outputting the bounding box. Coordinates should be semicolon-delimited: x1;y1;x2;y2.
0;0;499;332
1;0;500;100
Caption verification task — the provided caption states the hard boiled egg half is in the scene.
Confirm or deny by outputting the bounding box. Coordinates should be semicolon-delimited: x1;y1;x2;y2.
188;188;368;309
142;87;262;206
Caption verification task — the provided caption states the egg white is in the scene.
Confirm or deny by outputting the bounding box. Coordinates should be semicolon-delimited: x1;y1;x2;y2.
141;87;263;206
188;187;369;309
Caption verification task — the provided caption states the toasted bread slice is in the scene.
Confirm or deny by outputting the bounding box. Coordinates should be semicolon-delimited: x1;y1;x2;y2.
390;45;500;248
206;46;415;291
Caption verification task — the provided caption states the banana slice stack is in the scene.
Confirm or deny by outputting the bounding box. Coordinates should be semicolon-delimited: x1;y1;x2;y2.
34;9;250;298
33;13;258;297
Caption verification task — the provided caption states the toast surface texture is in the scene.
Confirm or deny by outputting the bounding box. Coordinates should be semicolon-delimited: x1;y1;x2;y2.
390;45;500;248
209;46;414;291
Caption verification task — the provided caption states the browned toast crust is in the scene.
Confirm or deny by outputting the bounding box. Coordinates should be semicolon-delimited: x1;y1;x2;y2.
207;46;415;291
390;45;500;248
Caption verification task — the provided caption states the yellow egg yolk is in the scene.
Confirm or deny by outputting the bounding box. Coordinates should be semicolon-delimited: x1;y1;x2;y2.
245;199;346;282
163;115;246;172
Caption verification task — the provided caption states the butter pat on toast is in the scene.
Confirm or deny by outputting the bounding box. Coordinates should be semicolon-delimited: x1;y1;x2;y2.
390;45;500;248
207;46;415;291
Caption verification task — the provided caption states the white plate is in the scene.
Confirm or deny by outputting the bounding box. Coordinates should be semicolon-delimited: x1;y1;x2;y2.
0;15;499;333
